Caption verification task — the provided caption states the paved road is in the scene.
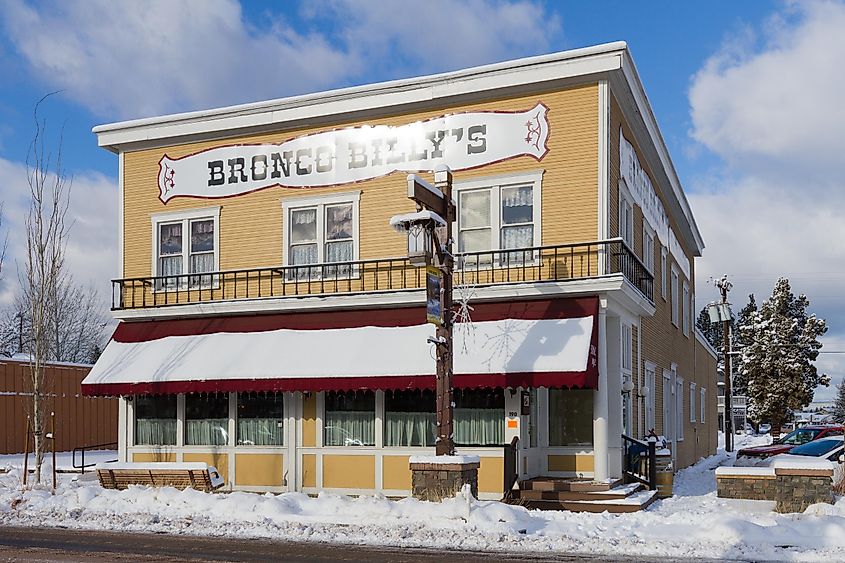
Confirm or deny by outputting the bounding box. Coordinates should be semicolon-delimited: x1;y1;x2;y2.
0;526;712;563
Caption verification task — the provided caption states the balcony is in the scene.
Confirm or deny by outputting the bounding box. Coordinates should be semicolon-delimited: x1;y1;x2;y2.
717;396;748;409
111;238;653;311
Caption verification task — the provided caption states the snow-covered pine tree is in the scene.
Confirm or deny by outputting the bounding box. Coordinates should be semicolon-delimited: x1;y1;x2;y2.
731;295;757;397
833;381;845;424
738;278;829;435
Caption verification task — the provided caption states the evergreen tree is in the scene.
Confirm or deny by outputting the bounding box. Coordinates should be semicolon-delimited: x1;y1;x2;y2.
833;380;845;424
738;278;829;434
732;294;757;396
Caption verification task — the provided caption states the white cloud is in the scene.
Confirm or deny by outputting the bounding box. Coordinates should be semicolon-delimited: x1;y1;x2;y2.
1;0;561;120
688;0;845;397
0;157;117;307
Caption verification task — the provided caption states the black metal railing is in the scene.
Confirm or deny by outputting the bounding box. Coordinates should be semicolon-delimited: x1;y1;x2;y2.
622;434;657;490
112;238;652;310
503;436;520;501
72;441;118;474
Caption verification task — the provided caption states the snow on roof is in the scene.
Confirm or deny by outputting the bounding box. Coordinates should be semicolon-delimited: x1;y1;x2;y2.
715;466;775;477
389;210;446;232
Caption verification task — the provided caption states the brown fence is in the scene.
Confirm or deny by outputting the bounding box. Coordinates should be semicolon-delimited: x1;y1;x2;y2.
0;358;117;455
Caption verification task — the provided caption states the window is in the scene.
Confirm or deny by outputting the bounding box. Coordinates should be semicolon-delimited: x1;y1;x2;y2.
676;377;684;441
645;362;656;434
134;395;177;446
548;389;593;446
682;282;690;337
185;393;230;446
621;324;632;373
384;389;436;447
456;172;542;265
660;246;668;300
690;382;697;423
700;388;706;424
642;224;655;273
283;192;360;279
324;390;374;446
152;208;220;289
237;392;284;446
454;388;505;446
671;266;680;327
619;196;633;249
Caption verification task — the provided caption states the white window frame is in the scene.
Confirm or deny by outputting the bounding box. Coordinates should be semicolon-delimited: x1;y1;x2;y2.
676;376;685;441
151;206;221;291
454;170;543;264
642;223;655;274
660;246;668;300
690;382;697;423
700;388;706;424
682;281;690;337
671;265;680;327
618;180;634;249
644;361;656;434
281;191;361;275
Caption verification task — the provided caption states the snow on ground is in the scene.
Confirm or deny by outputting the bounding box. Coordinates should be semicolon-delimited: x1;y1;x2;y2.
1;436;844;562
0;450;117;473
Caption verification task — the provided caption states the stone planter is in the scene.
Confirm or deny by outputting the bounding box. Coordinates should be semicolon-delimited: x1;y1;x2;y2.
409;455;480;502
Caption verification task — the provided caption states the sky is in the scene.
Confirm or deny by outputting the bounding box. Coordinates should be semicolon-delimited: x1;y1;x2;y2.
0;0;842;401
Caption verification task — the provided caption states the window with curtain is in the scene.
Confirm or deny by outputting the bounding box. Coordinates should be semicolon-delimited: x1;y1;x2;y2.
237;392;284;446
619;191;633;248
134;394;177;445
185;393;229;446
154;214;217;290
548;389;593;446
454;388;504;446
642;225;655;272
324;391;374;446
286;197;357;280
456;174;540;268
384;389;436;447
671;267;680;327
690;383;697;423
682;281;690;336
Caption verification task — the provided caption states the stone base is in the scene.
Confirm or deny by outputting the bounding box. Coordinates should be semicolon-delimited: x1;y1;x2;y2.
716;465;834;513
410;460;479;502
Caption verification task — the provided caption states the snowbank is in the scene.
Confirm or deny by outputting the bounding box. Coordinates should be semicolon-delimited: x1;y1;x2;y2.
1;435;843;561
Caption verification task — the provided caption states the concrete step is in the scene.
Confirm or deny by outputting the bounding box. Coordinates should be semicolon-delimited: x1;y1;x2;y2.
518;477;623;492
520;489;659;513
518;482;643;502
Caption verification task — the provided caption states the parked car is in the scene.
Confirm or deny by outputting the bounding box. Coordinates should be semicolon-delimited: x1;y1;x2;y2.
758;423;772;434
735;425;843;466
764;436;844;466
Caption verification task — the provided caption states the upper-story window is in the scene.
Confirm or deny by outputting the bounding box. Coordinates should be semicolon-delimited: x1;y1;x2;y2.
671;265;680;327
455;171;542;264
618;182;633;249
642;224;655;273
660;246;668;300
152;207;220;289
682;281;690;337
282;192;360;278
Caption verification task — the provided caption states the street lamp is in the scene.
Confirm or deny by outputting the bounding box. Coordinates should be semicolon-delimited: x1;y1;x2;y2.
389;210;443;267
708;274;735;451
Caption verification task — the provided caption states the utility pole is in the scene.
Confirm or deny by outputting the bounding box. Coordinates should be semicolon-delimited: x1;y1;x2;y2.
715;276;734;452
433;167;455;456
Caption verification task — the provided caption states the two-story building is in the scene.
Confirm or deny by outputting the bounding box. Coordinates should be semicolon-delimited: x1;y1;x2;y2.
83;41;718;499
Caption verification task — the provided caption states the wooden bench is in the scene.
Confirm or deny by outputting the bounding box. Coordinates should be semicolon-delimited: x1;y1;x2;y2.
96;462;224;492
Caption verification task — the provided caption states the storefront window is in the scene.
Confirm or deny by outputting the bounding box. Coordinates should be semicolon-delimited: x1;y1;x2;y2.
134;395;176;445
185;393;229;446
237;392;284;446
384;390;436;447
324;391;375;446
454;388;504;446
548;389;593;446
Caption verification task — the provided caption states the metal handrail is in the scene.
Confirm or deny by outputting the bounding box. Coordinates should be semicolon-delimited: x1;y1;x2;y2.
72;441;118;474
503;436;520;501
112;238;653;310
622;434;657;490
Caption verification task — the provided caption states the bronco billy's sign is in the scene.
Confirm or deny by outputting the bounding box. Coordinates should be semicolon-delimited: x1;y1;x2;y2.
157;103;550;203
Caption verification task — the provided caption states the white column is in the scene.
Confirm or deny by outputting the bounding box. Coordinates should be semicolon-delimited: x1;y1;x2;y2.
593;301;609;482
118;396;128;462
606;316;623;478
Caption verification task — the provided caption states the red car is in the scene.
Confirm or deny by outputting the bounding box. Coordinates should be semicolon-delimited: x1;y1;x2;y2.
735;425;843;466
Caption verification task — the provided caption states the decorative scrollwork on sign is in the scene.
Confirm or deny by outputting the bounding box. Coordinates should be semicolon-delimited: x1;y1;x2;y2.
162;163;176;195
524;110;543;150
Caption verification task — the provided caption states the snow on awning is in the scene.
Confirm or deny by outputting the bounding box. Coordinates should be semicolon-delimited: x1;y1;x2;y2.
82;298;598;396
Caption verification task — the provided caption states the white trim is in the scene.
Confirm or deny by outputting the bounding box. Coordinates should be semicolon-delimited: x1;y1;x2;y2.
670;265;680;327
117;151;124;279
641;221;655;274
597;80;609;273
617;180;634;249
150;205;222;223
700;387;707;424
281;190;361;268
660;245;668;300
682;280;690;337
676;376;685;442
689;382;697;423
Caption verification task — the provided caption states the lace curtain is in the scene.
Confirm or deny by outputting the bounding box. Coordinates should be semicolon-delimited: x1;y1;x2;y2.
237;418;283;446
185;418;229;446
384;412;436;447
454;408;504;445
135;419;176;446
324;411;375;446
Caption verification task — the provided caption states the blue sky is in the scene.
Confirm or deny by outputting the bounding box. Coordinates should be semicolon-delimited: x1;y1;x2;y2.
0;0;843;400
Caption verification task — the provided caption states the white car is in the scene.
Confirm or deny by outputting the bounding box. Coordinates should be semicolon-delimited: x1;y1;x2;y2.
765;436;844;467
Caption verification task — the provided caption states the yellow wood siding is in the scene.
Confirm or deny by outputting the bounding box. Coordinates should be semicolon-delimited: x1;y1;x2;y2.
547;454;594;473
322;455;376;489
234;453;284;487
301;453;317;488
131;452;176;463
478;456;505;494
122;85;599;281
183;452;228;484
382;455;412;491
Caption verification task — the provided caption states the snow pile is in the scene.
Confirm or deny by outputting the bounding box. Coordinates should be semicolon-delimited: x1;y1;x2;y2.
408;455;480;465
1;437;844;561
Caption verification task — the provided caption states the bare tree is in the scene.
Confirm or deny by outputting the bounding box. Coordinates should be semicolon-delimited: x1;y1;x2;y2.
23;94;71;484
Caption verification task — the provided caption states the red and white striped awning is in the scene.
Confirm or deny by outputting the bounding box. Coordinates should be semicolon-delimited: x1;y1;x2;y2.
82;298;598;396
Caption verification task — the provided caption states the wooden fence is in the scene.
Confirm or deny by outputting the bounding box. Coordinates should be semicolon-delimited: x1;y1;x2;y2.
0;358;117;455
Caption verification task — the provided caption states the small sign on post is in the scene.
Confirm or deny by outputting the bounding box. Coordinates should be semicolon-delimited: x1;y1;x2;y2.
426;266;443;326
